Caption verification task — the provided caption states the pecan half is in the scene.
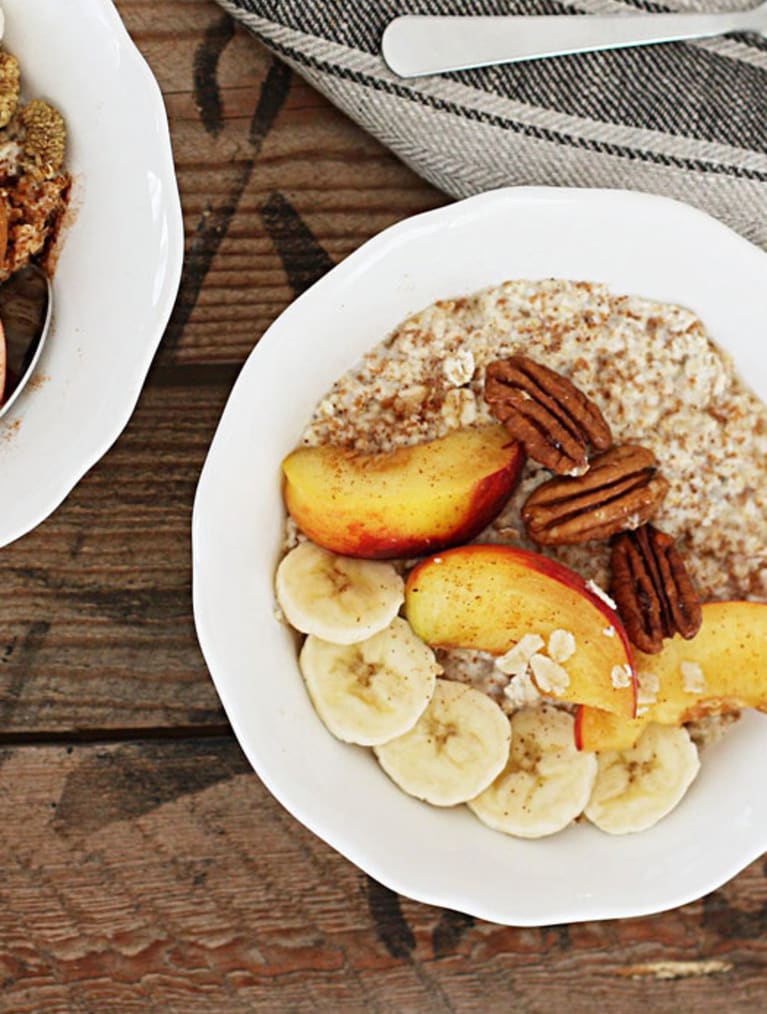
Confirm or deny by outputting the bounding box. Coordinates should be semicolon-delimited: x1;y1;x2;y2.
484;356;612;475
521;444;669;545
610;525;702;654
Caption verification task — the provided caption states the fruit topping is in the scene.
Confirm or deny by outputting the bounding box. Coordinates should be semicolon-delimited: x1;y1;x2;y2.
275;542;403;645
299;617;439;746
374;678;511;806
282;425;524;560
404;544;637;717
584;724;700;834
576;601;767;752
469;706;597;838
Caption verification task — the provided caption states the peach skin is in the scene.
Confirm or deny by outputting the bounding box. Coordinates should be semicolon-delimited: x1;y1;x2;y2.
405;544;636;717
282;425;524;560
576;601;767;751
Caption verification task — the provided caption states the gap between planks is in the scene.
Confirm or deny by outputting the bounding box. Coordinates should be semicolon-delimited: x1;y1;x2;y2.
0;723;234;747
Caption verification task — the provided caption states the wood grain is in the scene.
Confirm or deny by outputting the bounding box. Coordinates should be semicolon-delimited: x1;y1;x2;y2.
0;738;766;1012
120;0;447;364
1;0;765;1008
0;368;229;733
0;0;443;733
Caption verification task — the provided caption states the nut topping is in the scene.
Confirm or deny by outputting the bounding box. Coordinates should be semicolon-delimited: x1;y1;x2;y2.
521;444;669;545
610;524;702;655
484;356;612;475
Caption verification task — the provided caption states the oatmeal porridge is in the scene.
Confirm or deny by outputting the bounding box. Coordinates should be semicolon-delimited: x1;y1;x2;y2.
299;279;767;603
275;278;767;838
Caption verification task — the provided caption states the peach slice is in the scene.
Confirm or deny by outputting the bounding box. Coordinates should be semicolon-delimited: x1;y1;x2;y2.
282;425;524;560
575;708;647;753
576;601;767;751
404;544;636;717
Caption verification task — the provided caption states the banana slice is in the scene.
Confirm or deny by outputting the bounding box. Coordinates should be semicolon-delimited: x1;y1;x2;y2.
374;678;510;806
468;705;597;838
276;542;404;644
299;617;440;746
585;723;700;834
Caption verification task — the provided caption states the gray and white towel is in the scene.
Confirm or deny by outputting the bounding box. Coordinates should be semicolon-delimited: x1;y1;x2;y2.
218;0;767;249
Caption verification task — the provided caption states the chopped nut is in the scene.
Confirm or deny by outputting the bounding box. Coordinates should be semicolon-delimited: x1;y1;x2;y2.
610;664;633;689
496;633;544;676
548;629;576;663
681;661;707;694
441;387;477;428
530;654;571;694
0;172;70;281
443;348;475;386
502;670;543;710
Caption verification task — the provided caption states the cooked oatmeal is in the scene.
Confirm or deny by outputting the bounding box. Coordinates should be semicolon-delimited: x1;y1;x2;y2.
299;279;767;607
277;279;765;833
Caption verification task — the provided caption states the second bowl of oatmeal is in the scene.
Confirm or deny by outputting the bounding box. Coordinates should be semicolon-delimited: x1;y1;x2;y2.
193;186;767;926
0;0;183;547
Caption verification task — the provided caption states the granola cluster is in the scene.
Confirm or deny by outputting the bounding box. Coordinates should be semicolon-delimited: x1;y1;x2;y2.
0;50;69;282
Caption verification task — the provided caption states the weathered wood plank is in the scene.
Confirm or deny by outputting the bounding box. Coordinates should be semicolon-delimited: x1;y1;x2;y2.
0;1;444;733
117;0;447;365
0;370;231;732
0;738;765;1011
1;5;763;1008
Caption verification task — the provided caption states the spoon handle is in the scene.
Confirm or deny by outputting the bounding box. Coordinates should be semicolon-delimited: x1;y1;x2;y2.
382;11;755;77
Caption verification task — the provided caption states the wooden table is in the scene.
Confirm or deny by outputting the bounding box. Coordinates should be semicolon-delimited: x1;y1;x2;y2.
1;2;765;1009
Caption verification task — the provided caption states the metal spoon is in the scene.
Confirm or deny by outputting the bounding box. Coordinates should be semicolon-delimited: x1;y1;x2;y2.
0;264;52;420
382;6;767;77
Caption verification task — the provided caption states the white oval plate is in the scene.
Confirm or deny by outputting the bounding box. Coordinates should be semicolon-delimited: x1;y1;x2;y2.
0;0;183;547
193;187;767;925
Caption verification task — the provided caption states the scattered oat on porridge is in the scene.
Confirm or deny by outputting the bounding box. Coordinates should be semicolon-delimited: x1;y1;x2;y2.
274;277;767;839
300;279;767;602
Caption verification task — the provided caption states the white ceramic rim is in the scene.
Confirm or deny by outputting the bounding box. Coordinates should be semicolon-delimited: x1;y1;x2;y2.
193;187;767;925
0;0;184;547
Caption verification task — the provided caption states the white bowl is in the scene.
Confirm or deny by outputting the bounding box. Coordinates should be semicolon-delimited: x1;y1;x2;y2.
193;187;767;925
0;0;183;547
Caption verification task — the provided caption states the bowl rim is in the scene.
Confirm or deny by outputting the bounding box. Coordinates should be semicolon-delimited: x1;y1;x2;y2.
193;185;767;925
0;0;184;548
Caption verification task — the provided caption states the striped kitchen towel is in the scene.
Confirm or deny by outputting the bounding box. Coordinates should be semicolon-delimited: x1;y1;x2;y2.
217;0;767;249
